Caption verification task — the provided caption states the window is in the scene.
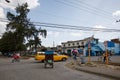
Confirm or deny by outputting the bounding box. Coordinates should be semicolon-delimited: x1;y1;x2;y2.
68;43;71;46
81;42;84;45
73;43;75;46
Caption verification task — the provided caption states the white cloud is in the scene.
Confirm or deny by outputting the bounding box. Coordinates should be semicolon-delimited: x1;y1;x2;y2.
0;7;7;35
70;32;82;37
0;7;5;18
94;25;106;28
0;0;40;35
18;0;40;9
112;10;120;16
92;25;106;32
58;41;62;45
48;31;60;37
0;0;40;9
0;22;6;35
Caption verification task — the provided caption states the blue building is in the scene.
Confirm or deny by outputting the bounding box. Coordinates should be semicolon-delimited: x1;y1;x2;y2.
61;37;120;56
84;38;120;56
111;38;120;55
84;38;105;56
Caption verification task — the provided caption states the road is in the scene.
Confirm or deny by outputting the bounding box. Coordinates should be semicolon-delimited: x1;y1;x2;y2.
0;58;115;80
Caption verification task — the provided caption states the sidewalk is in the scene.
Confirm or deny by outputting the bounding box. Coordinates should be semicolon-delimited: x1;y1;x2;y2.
66;61;120;80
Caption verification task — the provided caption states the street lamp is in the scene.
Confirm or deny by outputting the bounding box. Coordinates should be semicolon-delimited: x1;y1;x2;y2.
118;38;120;54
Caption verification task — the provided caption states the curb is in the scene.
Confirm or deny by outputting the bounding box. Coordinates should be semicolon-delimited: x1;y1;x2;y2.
74;66;120;80
66;63;120;80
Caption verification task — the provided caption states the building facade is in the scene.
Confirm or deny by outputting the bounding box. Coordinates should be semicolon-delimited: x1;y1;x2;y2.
61;37;105;56
61;40;85;56
61;37;120;56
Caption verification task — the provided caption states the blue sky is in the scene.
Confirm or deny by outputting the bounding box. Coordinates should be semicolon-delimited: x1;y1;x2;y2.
0;0;120;47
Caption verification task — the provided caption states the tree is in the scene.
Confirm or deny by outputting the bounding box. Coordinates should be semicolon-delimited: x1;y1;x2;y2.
33;28;47;53
6;3;31;51
0;3;47;54
26;28;47;53
0;31;15;53
0;31;26;55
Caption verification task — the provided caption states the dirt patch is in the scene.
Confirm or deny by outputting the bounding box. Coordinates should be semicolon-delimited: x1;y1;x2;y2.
66;61;120;71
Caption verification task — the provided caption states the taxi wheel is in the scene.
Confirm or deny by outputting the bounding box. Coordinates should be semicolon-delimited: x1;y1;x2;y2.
41;60;44;63
62;58;67;61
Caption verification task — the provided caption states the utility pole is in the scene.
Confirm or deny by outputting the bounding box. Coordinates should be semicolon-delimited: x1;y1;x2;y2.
87;40;91;63
87;35;94;63
118;37;120;54
53;41;55;47
104;41;109;65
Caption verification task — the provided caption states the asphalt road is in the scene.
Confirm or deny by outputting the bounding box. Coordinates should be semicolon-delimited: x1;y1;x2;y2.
0;58;115;80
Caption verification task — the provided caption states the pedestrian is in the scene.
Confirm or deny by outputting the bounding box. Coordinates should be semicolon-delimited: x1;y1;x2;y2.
108;53;112;62
72;49;78;60
103;53;106;62
71;49;79;65
80;53;85;64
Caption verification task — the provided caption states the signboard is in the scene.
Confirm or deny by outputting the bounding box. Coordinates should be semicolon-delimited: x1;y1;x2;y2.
45;51;54;54
88;41;91;49
104;41;108;47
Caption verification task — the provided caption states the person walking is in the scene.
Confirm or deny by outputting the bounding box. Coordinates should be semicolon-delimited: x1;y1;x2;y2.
72;49;79;65
80;53;85;64
103;53;106;62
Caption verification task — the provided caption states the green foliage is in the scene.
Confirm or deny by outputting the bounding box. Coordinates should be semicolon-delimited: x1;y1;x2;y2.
0;3;47;53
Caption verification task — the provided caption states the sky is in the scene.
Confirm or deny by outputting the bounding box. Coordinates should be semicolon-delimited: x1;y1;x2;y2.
0;0;120;47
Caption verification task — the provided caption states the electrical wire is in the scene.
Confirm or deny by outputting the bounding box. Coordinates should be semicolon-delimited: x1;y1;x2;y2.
0;18;120;32
54;0;113;20
34;22;120;32
74;0;112;15
67;0;113;19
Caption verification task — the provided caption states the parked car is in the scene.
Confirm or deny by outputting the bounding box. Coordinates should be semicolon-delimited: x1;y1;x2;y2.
35;52;68;62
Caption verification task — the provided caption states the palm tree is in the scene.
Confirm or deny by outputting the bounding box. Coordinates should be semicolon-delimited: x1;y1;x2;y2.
26;39;34;50
30;28;47;53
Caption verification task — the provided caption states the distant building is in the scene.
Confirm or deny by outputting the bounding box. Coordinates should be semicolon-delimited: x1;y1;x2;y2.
61;40;85;56
60;37;120;56
84;37;105;56
61;37;103;56
111;38;120;55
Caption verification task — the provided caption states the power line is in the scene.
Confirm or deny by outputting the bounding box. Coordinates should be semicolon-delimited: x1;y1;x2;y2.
54;0;113;20
1;0;116;26
30;10;86;23
34;22;120;32
0;18;9;23
69;0;113;18
0;18;120;32
74;0;112;15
